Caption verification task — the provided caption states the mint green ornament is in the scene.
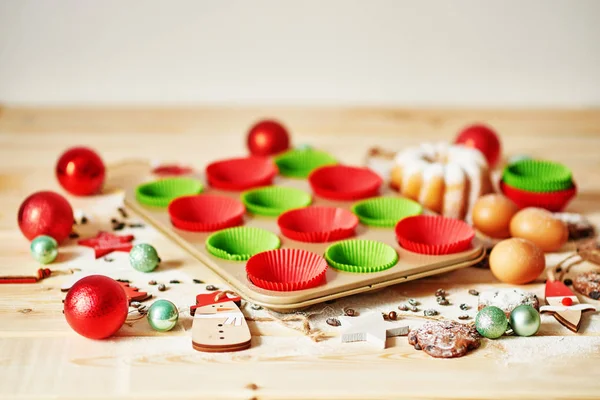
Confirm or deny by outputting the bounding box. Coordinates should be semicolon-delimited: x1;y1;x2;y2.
147;299;179;332
30;235;58;264
129;243;160;272
475;306;508;339
509;305;541;337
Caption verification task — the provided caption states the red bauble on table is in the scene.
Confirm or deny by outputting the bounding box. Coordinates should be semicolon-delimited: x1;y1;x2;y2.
64;275;128;339
56;147;106;196
247;119;290;156
455;124;502;168
17;191;74;243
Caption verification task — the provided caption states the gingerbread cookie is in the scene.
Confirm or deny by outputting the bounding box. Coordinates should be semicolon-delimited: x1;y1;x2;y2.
478;289;539;317
573;271;600;300
408;321;481;358
554;213;596;241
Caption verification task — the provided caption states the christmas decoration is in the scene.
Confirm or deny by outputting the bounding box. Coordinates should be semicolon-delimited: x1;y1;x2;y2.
247;119;290;157
455;124;501;168
63;275;128;339
77;231;134;258
56;147;106;196
129;243;160;272
147;299;179;332
475;306;508;339
509;304;541;337
18;191;74;243
339;312;409;349
30;235;58;264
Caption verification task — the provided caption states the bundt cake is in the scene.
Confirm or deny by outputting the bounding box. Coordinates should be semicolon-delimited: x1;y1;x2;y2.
390;142;493;220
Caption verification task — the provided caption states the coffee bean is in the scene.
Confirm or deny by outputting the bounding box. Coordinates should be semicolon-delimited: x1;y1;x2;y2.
169;280;180;284
344;308;356;317
157;283;166;291
111;218;118;224
205;285;218;291
398;304;409;311
437;298;450;306
408;298;418;306
424;309;438;317
103;257;114;262
118;207;129;219
113;222;126;231
468;289;479;296
388;311;397;320
193;279;204;284
128;223;145;228
564;278;573;286
459;303;470;311
116;279;130;283
131;302;141;308
410;305;418;312
458;314;470;320
435;289;446;297
148;280;157;285
326;317;341;327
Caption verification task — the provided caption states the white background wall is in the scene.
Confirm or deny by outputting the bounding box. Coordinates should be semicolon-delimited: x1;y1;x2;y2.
1;0;599;107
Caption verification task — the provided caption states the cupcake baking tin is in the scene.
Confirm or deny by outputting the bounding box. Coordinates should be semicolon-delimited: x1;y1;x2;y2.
117;159;485;312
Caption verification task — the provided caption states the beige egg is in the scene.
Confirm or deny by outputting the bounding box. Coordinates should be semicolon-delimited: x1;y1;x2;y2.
472;194;519;238
509;207;569;252
489;238;546;284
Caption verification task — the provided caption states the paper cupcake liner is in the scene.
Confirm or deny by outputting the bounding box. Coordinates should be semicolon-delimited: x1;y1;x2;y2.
274;149;337;178
168;194;245;232
205;227;281;261
241;186;312;217
135;177;204;207
500;181;577;212
246;248;328;291
324;239;398;273
277;206;359;243
206;156;278;191
351;196;423;228
308;165;383;201
502;159;573;193
395;215;475;255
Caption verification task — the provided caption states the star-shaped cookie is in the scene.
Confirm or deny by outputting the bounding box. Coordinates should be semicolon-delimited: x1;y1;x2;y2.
339;312;409;349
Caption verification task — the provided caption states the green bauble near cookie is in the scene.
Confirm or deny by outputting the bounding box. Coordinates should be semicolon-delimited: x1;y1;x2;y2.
30;235;58;264
147;299;179;332
475;306;508;339
129;243;161;272
509;304;541;337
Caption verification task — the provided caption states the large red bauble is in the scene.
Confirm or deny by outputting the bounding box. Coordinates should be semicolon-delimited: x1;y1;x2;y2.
64;275;128;340
56;147;105;196
455;124;502;168
247;120;290;157
17;191;74;243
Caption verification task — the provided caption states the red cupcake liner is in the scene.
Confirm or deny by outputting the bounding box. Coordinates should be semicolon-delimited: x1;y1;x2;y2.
308;165;383;201
500;181;577;212
246;248;328;291
395;215;475;255
168;194;245;232
277;206;358;243
206;156;278;191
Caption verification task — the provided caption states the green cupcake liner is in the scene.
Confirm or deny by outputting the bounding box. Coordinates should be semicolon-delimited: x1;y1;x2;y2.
324;239;398;273
502;159;573;193
351;197;423;228
206;226;281;261
241;186;312;217
136;177;204;207
274;149;337;178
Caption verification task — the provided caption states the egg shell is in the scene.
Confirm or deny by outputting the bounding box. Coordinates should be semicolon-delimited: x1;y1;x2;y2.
472;194;519;239
489;238;545;284
509;207;569;252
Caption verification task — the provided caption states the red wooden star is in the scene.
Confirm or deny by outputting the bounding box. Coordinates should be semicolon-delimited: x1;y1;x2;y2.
118;282;151;303
78;231;135;258
151;164;193;176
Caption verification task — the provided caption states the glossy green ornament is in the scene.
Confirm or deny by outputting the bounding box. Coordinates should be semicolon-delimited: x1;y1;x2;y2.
475;306;508;339
509;304;541;337
30;235;58;264
129;243;160;272
147;299;179;332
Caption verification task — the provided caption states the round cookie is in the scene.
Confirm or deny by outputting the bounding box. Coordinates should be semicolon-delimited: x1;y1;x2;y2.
408;321;481;358
573;272;600;300
553;212;596;241
478;289;540;317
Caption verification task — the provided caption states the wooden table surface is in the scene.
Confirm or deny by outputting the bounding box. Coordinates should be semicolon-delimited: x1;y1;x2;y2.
1;107;599;400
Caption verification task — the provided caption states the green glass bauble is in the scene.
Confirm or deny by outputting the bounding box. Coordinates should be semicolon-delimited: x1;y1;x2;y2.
129;243;160;272
30;235;58;264
509;304;541;337
147;299;179;332
475;306;508;339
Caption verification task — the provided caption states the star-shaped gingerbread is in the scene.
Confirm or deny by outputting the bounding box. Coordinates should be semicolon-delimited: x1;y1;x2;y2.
78;231;135;258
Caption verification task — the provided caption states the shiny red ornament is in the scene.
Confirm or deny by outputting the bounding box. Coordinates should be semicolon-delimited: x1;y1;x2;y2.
247;119;290;157
17;191;74;243
56;147;106;196
64;275;128;339
455;124;502;168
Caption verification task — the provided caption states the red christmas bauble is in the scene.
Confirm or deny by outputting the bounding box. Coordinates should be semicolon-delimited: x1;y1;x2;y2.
17;191;74;243
455;124;502;168
247;120;290;156
64;275;128;339
56;147;105;196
